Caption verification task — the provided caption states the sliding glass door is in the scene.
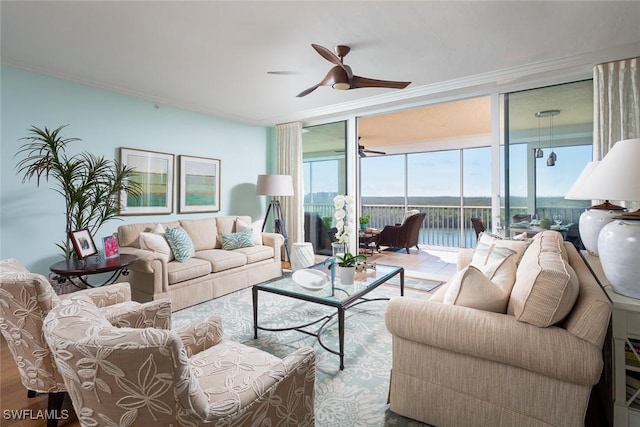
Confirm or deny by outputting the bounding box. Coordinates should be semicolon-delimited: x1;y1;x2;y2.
503;80;593;233
302;121;347;254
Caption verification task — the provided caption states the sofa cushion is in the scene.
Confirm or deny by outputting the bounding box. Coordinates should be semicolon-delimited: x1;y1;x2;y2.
166;258;212;286
179;218;218;251
195;249;247;273
236;218;263;245
471;232;529;266
139;232;173;261
165;226;196;262
436;255;516;313
221;229;254;250
508;230;579;327
233;245;274;264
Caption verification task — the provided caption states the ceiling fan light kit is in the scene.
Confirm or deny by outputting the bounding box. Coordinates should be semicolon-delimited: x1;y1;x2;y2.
297;44;411;97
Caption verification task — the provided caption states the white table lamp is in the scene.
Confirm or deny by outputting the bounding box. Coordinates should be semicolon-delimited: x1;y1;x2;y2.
564;161;625;255
580;138;640;298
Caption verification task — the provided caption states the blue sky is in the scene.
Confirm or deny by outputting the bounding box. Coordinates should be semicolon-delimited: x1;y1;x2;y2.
309;143;592;199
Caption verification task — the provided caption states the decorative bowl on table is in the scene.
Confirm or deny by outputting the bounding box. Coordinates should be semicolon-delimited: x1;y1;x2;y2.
292;269;330;291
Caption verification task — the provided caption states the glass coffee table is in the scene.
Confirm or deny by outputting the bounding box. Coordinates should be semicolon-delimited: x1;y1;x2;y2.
252;262;404;370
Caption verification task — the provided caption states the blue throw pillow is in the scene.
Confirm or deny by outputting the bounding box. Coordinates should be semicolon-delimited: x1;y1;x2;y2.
221;229;254;250
164;226;195;262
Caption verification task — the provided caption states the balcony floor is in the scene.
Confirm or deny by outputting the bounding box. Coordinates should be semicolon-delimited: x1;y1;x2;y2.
312;245;458;283
365;245;459;282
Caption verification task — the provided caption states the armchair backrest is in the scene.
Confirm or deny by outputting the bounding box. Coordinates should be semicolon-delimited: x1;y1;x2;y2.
403;213;426;247
0;258;65;393
43;294;209;425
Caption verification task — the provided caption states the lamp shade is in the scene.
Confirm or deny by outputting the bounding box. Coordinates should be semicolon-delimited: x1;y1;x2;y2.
580;139;640;202
565;161;599;200
256;174;294;196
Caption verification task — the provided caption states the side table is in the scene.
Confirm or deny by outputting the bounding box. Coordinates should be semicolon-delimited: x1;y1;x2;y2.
359;229;380;256
50;254;137;288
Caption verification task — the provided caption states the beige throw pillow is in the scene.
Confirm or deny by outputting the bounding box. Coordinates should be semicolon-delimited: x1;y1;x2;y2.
471;232;529;267
435;255;517;313
236;218;263;245
139;223;173;261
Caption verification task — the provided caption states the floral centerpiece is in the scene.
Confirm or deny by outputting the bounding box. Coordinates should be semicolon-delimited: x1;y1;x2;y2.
333;194;354;243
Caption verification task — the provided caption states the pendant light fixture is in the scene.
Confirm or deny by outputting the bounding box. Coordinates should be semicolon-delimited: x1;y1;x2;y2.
535;109;560;166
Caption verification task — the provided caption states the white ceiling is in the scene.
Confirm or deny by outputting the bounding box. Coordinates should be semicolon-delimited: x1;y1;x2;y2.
2;1;640;128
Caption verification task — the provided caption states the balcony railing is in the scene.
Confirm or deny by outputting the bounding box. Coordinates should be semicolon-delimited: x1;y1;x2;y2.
304;203;584;249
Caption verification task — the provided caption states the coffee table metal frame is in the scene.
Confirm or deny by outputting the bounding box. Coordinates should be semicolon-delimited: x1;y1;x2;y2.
252;263;404;370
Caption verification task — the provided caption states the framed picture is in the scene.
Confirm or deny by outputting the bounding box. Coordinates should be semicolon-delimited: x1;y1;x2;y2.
178;155;221;213
69;229;98;259
102;235;119;258
119;148;174;215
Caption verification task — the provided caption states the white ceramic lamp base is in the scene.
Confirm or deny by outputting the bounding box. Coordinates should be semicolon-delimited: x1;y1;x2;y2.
598;219;640;298
579;209;618;256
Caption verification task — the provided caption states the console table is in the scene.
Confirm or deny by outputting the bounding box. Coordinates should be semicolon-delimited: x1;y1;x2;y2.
50;254;137;288
583;251;640;427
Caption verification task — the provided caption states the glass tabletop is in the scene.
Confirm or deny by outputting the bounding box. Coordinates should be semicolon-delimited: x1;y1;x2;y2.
255;262;403;305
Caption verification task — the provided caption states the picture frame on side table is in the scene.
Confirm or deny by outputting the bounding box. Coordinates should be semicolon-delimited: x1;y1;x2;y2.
178;155;221;213
69;229;98;259
102;235;119;258
119;148;174;215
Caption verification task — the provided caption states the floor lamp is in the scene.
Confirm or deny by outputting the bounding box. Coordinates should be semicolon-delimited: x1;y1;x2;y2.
256;174;294;262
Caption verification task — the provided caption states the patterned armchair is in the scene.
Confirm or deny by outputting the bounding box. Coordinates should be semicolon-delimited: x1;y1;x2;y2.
0;258;171;427
43;293;317;426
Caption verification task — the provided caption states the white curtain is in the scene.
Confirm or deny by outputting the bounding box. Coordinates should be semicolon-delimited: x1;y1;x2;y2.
275;122;304;245
593;57;640;210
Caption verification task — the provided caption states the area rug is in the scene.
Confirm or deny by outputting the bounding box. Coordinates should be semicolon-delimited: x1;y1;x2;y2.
172;284;432;427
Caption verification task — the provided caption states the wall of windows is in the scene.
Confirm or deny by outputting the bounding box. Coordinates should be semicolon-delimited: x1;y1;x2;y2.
361;146;491;247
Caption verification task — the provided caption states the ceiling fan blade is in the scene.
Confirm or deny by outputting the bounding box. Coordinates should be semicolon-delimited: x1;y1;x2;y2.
297;66;349;97
296;85;320;97
351;75;411;90
363;148;386;155
312;44;343;67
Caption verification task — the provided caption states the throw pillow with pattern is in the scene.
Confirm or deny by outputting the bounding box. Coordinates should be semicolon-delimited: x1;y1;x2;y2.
164;226;195;262
221;229;255;250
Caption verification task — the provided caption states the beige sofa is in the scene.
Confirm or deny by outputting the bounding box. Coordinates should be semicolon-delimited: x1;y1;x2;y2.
118;216;283;311
385;230;612;427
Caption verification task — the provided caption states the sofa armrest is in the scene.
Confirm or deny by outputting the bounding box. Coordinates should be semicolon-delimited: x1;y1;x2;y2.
119;247;168;273
457;248;474;271
176;315;224;357
385;297;603;386
261;232;285;260
71;282;132;307
106;298;172;329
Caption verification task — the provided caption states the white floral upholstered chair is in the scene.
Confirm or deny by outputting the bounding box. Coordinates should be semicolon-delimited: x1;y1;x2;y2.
0;258;171;427
43;293;317;426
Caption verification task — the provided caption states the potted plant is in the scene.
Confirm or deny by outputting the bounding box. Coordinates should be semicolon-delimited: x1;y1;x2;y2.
15;125;143;259
325;252;366;285
359;214;370;230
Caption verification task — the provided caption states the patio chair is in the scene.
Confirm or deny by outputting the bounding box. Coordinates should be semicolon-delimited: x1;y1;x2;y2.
43;293;316;426
304;211;337;255
470;217;486;239
376;212;426;254
0;258;171;427
512;213;532;223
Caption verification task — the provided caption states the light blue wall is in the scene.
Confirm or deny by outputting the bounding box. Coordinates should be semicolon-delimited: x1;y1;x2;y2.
1;65;271;274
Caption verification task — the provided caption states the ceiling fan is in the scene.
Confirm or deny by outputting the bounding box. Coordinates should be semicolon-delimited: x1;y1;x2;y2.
336;138;386;157
297;44;411;97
